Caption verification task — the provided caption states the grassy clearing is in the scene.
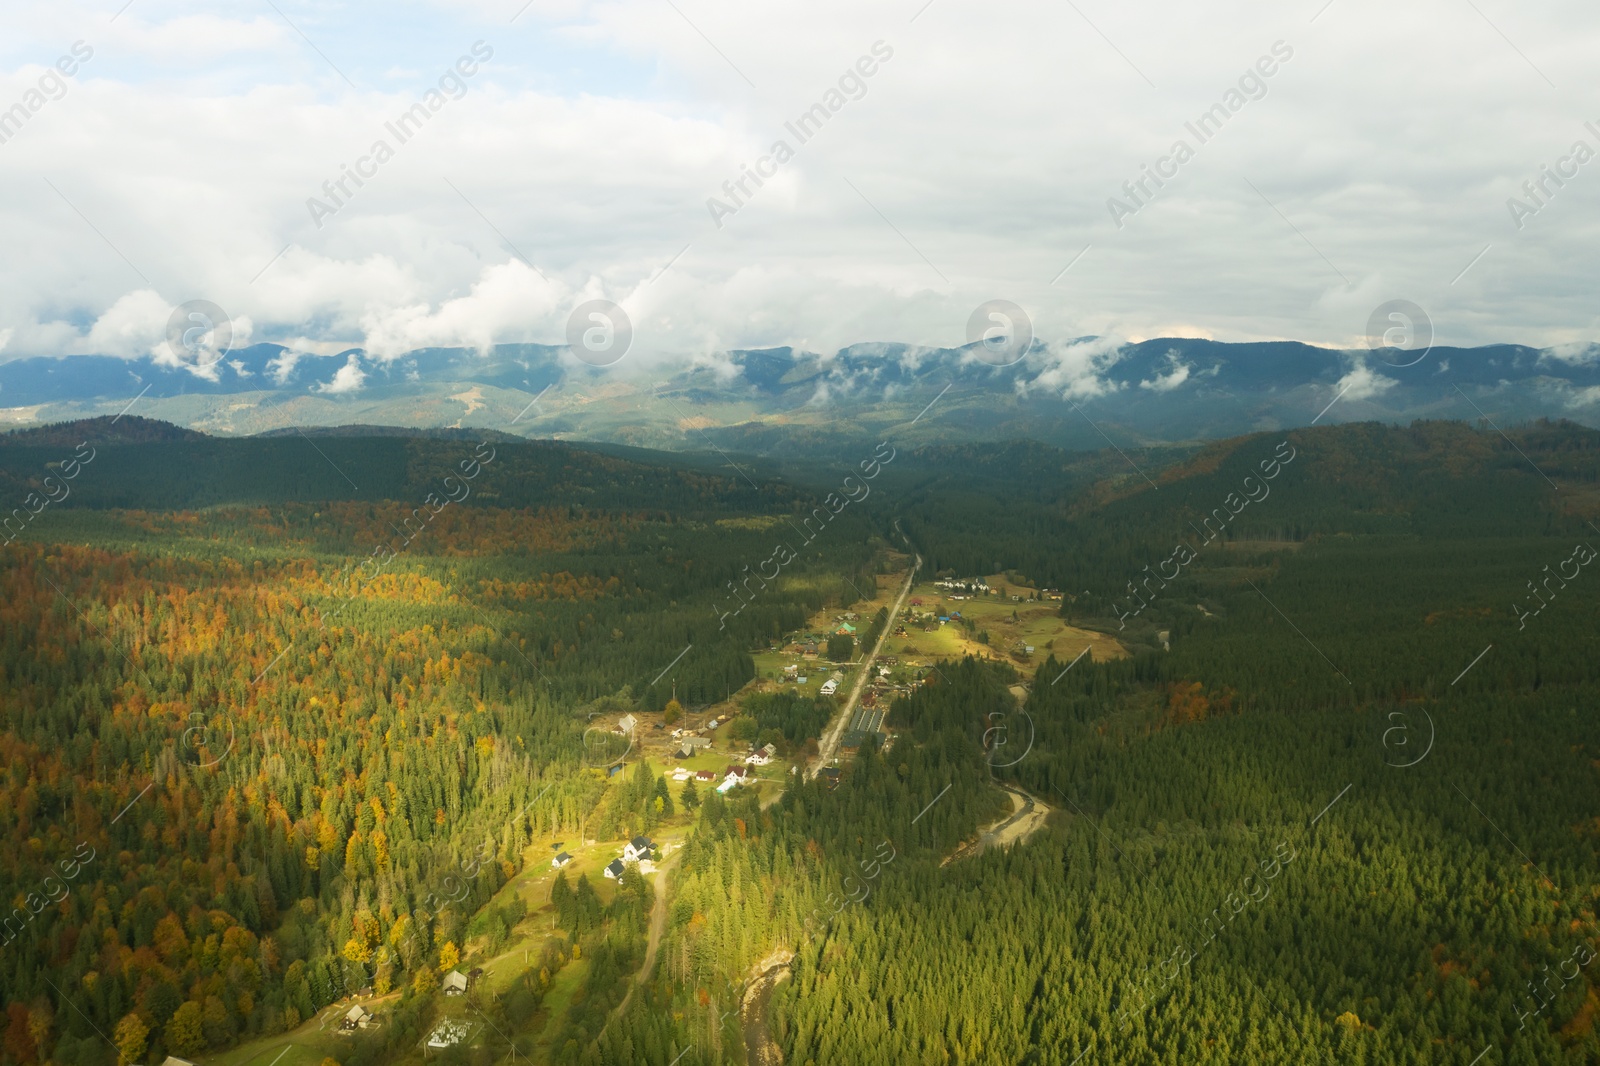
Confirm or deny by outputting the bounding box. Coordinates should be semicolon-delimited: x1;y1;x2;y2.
890;582;1128;679
209;1022;344;1066
531;957;591;1051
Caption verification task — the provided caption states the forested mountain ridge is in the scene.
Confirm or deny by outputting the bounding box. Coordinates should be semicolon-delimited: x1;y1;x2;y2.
896;418;1600;627
5;336;1600;457
0;416;799;515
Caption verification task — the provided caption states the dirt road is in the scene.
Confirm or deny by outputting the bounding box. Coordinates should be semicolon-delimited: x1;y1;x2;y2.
807;554;920;780
606;845;680;1022
941;783;1051;866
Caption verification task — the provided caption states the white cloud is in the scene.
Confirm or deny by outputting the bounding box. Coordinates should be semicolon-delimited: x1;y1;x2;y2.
358;260;568;359
1334;360;1399;401
1540;342;1600;366
0;0;1597;366
84;290;170;360
1139;349;1191;392
267;348;316;385
317;353;368;394
1028;337;1126;400
106;14;286;61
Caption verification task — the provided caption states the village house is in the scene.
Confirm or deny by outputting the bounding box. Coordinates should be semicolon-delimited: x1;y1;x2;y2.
617;713;637;734
338;1004;381;1034
746;742;776;766
551;851;572;869
819;678;839;696
442;970;469;996
678;735;712;757
695;769;717;781
604;858;626;879
623;836;654;862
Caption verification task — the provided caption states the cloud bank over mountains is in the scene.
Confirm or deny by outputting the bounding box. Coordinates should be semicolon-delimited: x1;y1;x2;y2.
6;331;1600;460
3;0;1599;369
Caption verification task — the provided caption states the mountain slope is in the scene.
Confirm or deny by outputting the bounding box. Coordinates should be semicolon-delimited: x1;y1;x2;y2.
3;337;1598;455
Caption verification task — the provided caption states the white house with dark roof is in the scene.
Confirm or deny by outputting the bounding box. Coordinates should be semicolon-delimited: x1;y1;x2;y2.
551;851;572;869
604;858;626;879
623;836;654;862
337;1003;380;1034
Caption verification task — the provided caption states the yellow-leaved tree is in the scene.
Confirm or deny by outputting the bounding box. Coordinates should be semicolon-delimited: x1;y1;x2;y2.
166;1001;205;1056
113;1013;148;1066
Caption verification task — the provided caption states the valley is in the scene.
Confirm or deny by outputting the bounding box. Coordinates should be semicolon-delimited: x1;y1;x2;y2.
1;418;1598;1066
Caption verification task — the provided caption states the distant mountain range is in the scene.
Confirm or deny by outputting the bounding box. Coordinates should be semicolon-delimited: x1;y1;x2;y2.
3;337;1598;455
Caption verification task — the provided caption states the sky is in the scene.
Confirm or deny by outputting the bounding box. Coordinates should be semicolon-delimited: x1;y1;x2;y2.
1;0;1598;370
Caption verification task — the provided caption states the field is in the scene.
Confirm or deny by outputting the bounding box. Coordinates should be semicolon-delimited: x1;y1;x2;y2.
210;1031;341;1066
887;574;1127;678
